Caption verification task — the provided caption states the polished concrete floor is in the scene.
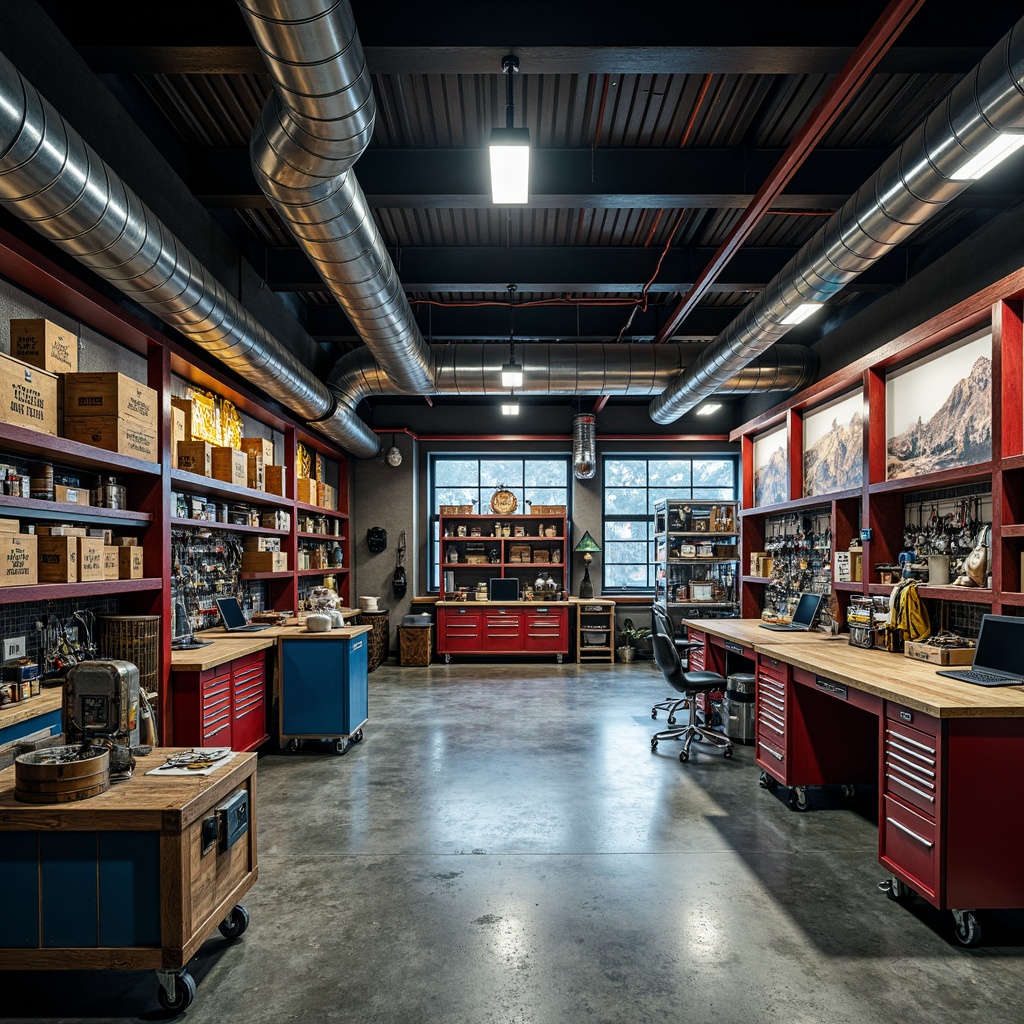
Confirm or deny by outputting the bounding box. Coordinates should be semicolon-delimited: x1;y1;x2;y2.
6;659;1024;1023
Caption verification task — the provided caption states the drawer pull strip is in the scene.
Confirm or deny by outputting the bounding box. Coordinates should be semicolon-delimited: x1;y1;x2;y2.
886;728;936;755
886;816;933;848
887;750;936;778
885;772;935;803
757;741;783;761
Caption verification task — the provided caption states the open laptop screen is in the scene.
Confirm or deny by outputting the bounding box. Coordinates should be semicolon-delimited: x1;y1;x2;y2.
791;592;822;627
215;596;248;629
972;614;1024;675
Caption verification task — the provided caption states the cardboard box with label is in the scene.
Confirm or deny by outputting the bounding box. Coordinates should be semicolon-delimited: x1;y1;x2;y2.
171;404;186;468
904;641;976;666
212;446;248;488
0;352;58;436
10;318;78;375
103;546;120;580
297;477;317;505
243;536;281;552
61;371;158;430
37;535;79;583
118;545;144;579
62;416;158;462
316;482;337;510
246;453;264;491
240;437;274;466
0;533;38;587
177;440;213;477
77;537;105;582
54;484;90;505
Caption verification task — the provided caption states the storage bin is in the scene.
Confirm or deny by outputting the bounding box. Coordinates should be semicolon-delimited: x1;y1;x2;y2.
399;625;434;666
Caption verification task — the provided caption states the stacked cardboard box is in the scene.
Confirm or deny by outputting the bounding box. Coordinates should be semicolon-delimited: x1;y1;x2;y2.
62;371;159;462
0;350;58;437
0;518;37;587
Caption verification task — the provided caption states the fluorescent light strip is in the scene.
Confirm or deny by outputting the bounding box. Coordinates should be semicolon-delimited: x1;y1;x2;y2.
780;302;823;325
696;403;721;416
952;133;1024;181
501;403;520;415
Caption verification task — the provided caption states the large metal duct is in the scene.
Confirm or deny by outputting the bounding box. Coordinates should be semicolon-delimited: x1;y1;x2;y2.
650;15;1024;423
239;0;433;395
328;343;817;406
0;48;381;458
573;414;597;480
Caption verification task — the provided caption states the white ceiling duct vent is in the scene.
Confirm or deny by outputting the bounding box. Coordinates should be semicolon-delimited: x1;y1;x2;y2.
573;414;597;480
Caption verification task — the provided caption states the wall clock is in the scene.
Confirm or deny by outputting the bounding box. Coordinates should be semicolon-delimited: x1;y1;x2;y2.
490;487;518;514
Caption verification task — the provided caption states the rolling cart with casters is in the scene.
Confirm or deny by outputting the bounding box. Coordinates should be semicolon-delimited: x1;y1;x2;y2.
278;626;371;754
0;749;259;1013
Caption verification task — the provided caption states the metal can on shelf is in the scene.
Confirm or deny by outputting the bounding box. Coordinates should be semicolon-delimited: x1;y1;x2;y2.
29;462;54;500
92;475;126;509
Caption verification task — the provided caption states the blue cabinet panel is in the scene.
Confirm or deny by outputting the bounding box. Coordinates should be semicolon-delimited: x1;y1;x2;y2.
40;832;99;948
0;708;61;747
98;832;161;947
280;635;368;739
0;832;40;947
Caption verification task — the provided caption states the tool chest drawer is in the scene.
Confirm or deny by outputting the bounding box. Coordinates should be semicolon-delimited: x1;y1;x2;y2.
881;795;939;901
884;719;940;819
686;629;706;671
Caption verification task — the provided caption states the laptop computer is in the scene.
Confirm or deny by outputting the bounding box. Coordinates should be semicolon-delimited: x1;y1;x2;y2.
760;592;823;632
936;614;1024;686
488;577;520;601
215;596;272;632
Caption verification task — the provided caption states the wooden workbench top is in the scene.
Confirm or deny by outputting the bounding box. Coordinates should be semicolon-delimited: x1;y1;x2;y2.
0;748;257;831
171;623;371;670
687;618;1024;719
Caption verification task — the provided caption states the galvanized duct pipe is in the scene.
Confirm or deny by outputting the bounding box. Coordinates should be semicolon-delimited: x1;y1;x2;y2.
573;414;597;480
328;343;817;405
239;0;433;395
650;15;1024;423
0;48;381;459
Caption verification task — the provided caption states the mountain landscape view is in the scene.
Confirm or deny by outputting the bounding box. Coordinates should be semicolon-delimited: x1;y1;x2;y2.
886;356;991;479
754;445;788;506
804;411;864;495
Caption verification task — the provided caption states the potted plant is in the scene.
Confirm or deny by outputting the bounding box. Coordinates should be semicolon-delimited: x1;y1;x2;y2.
617;618;651;663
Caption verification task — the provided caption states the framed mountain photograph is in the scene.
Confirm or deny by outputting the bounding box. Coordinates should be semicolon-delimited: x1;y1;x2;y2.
803;390;864;497
885;329;991;481
753;423;788;507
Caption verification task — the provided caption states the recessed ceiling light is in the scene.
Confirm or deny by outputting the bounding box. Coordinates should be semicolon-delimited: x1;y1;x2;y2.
501;402;519;415
696;403;721;416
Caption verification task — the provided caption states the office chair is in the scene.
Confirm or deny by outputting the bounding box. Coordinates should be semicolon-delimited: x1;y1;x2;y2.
650;605;703;722
650;629;733;762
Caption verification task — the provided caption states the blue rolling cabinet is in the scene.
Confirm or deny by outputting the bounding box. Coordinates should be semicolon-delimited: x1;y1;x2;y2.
279;625;371;754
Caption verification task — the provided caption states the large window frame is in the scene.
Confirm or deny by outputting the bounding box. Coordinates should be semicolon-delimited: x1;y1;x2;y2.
601;454;739;593
427;453;572;592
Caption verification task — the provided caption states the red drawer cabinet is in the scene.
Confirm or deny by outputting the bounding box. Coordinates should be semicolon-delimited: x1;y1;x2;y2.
172;650;268;751
437;604;569;662
686;628;706;671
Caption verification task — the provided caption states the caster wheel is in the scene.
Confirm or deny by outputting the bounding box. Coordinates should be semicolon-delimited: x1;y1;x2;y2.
723;746;733;759
352;729;364;743
953;911;981;947
444;654;451;664
679;749;690;763
667;716;677;726
884;876;913;904
789;787;810;811
842;784;857;800
758;770;779;791
650;738;659;750
218;904;250;939
651;710;658;719
556;654;563;664
335;738;350;755
287;738;301;753
157;970;196;1012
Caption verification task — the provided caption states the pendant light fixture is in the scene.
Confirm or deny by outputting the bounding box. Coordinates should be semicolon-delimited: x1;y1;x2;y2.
489;55;530;204
501;283;524;389
386;433;402;467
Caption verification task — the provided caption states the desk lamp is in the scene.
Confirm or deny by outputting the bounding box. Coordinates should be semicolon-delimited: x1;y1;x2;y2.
574;530;601;599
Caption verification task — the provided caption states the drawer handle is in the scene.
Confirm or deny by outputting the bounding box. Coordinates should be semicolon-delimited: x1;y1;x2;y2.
725;641;745;654
887;761;935;790
887;750;935;778
759;719;784;735
886;816;933;848
886;728;936;755
885;772;935;803
887;739;936;765
761;696;785;714
757;741;783;761
758;707;784;725
352;640;364;651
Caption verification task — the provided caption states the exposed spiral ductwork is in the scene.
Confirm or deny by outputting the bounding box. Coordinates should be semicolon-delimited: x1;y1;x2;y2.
239;0;433;396
0;44;380;458
573;415;597;480
650;15;1024;423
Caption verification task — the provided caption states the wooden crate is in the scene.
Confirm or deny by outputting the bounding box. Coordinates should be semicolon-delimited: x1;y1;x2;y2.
239;437;274;466
37;536;79;584
0;352;58;436
62;372;157;429
77;537;105;582
530;505;566;515
0;534;38;587
63;416;158;462
118;546;144;580
439;505;473;514
177;440;212;476
212;446;247;488
10;318;78;374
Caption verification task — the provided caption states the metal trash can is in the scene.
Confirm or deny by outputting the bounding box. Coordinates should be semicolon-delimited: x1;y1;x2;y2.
722;672;756;743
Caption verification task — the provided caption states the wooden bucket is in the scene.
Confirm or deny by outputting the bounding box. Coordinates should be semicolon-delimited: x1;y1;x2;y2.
14;745;110;803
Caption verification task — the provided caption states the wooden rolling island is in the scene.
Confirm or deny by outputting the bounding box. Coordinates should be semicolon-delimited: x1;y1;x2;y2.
683;618;1024;947
0;748;258;1012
